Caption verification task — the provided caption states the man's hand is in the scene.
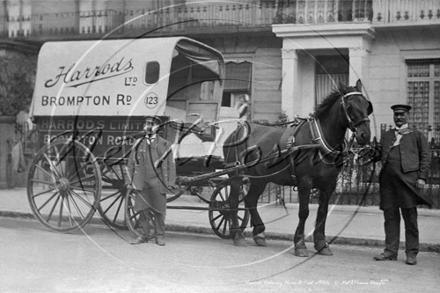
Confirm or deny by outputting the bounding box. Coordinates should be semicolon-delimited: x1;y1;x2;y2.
415;179;426;189
167;185;175;190
125;183;133;190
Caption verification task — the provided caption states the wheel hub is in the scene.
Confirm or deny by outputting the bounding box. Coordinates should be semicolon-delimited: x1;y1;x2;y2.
212;200;231;216
56;178;70;194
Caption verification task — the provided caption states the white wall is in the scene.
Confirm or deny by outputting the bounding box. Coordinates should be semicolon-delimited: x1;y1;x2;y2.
367;27;440;138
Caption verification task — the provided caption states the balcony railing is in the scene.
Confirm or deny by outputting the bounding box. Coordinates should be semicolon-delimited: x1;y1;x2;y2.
373;0;440;25
0;1;439;40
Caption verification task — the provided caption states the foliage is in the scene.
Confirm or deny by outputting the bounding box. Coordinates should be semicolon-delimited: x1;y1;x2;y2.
253;111;290;128
0;55;36;116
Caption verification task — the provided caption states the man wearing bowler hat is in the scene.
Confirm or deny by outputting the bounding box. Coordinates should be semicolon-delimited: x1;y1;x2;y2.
372;104;432;265
125;115;176;246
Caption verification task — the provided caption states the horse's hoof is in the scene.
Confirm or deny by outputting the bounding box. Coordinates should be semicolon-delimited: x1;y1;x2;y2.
294;248;309;257
253;236;267;247
233;238;247;247
315;243;333;256
317;247;333;256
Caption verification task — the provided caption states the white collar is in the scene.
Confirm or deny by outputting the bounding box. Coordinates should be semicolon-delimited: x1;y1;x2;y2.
394;123;408;130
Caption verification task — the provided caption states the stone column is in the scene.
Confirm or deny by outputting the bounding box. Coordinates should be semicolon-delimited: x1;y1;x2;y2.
281;48;298;120
349;47;370;91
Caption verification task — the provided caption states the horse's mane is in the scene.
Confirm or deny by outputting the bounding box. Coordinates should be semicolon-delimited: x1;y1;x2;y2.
314;89;342;119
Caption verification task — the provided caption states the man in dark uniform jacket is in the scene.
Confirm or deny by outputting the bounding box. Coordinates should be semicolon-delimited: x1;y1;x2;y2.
125;116;176;246
373;104;432;265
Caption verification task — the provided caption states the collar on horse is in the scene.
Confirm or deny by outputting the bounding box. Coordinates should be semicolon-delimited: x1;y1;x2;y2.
308;116;347;165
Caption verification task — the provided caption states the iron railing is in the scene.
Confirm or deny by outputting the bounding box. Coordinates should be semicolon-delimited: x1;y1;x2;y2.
259;137;440;209
4;1;440;40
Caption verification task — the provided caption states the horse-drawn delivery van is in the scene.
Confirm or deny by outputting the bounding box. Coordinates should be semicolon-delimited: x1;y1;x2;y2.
27;37;251;235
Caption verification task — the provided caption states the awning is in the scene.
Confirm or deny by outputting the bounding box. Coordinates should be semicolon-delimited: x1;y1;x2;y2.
224;61;252;91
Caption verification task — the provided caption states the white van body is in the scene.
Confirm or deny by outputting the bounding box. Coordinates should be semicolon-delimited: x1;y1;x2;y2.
29;37;238;162
30;37;225;122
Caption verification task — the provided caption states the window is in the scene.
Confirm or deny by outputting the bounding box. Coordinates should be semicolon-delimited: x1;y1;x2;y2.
145;61;160;84
406;60;440;140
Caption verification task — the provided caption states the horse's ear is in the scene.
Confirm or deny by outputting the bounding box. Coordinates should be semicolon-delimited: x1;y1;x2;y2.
356;79;362;92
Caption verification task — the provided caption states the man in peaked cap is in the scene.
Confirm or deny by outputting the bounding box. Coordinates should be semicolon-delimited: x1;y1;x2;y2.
372;104;432;265
125;115;176;246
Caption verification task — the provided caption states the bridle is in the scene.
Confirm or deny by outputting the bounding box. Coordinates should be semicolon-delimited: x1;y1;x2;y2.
308;90;372;165
340;91;371;133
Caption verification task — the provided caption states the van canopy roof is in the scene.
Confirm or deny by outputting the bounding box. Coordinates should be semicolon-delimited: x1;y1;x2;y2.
175;39;223;80
30;37;225;118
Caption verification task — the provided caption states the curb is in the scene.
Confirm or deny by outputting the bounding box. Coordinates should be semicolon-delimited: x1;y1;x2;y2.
2;210;439;253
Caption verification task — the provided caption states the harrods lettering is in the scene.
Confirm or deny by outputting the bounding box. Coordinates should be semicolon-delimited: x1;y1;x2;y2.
44;57;134;88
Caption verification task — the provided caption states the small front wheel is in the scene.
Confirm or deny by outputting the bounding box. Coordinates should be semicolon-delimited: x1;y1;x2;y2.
208;181;249;239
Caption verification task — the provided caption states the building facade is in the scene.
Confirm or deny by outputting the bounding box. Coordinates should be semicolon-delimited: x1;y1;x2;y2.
1;0;440;140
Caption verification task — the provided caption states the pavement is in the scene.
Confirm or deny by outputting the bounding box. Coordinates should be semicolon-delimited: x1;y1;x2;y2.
1;187;439;253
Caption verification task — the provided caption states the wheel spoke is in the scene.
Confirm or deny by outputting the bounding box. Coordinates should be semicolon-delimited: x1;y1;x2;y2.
37;191;59;212
51;144;65;177
215;216;225;231
217;192;226;202
71;186;97;194
58;195;64;227
46;194;60;223
64;193;73;227
103;193;122;214
30;178;55;186
67;161;89;182
67;190;85;220
128;209;140;222
70;189;94;209
224;186;230;198
100;190;119;201
222;218;228;236
112;196;124;223
211;213;222;222
35;164;57;182
32;187;57;199
102;165;122;181
64;160;77;180
55;140;75;164
69;174;98;186
42;153;62;179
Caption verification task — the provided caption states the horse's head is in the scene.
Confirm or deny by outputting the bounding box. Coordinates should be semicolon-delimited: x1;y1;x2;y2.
339;79;373;145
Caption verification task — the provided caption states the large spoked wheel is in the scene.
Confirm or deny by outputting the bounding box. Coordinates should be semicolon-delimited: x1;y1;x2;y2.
97;163;128;230
27;139;101;233
209;181;249;239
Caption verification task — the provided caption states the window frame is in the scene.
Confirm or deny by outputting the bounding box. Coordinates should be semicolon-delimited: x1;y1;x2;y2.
405;59;440;140
144;61;160;85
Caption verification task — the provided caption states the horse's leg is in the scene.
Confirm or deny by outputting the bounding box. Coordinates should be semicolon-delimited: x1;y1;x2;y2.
294;179;311;257
228;177;247;247
313;182;336;256
245;180;268;246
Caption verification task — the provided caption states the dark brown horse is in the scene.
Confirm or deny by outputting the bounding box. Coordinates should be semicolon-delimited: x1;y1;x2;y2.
223;80;372;256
